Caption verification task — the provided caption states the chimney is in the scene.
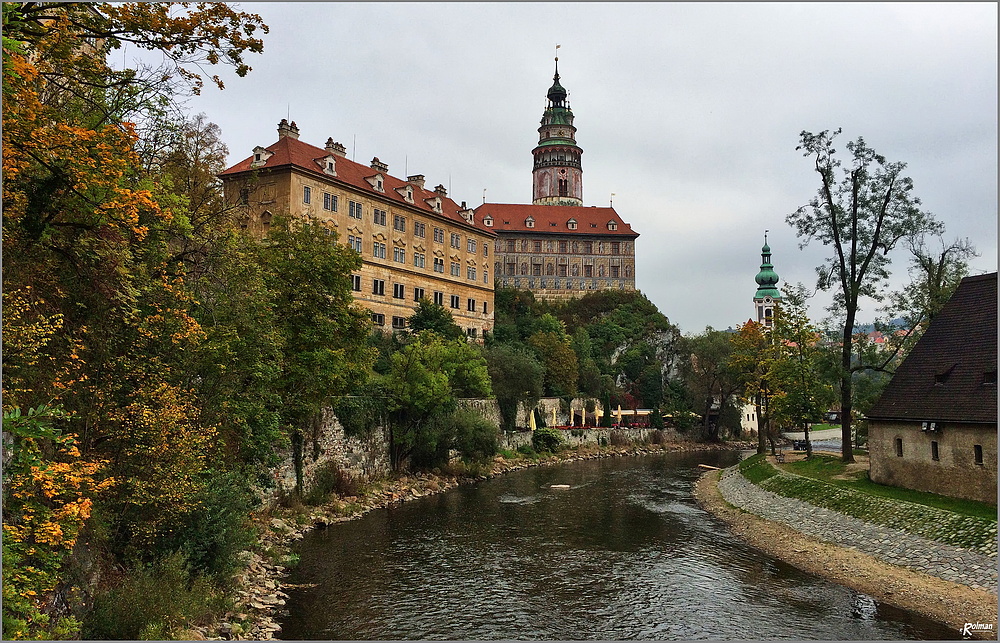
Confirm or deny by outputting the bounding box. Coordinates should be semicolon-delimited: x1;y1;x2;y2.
326;138;348;157
407;174;425;189
277;119;300;139
371;157;388;173
434;184;447;197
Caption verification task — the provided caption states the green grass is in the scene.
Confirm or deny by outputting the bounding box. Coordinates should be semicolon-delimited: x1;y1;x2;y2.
739;454;997;554
783;455;996;520
808;423;840;432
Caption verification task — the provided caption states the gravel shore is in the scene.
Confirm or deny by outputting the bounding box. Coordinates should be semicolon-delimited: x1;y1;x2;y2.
694;466;998;639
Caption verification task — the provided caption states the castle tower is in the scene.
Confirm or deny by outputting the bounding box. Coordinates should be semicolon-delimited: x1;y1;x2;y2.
532;57;583;206
754;232;782;327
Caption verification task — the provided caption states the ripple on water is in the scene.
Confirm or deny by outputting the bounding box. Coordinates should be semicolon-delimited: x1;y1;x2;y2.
280;452;961;641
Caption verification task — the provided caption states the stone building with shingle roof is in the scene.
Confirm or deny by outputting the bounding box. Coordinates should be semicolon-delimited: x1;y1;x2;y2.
866;272;997;504
219;120;496;339
476;59;639;301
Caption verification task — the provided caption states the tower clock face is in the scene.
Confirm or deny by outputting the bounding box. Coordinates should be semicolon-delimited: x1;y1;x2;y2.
764;297;772;304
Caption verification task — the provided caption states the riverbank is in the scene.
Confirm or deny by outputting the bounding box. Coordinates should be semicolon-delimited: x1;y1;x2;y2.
197;439;750;640
694;466;998;639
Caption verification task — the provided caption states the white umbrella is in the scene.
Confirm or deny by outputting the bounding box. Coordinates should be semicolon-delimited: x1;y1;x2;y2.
616;404;622;424
529;408;537;431
552;406;558;427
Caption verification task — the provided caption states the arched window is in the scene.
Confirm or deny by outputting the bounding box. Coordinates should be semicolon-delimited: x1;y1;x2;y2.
558;178;569;197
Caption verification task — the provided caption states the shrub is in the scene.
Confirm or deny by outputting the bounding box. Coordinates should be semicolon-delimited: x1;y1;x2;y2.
450;407;500;464
305;462;359;505
82;553;224;640
531;427;563;453
516;444;538;458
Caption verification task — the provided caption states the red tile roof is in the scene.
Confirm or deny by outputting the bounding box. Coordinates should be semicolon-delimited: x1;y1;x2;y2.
220;135;495;236
473;203;638;237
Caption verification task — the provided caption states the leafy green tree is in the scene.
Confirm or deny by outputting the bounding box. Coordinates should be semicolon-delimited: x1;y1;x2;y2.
728;319;774;454
680;328;741;442
485;345;544;431
382;332;491;470
259;216;375;493
527;331;579;397
407;298;465;340
787;129;941;462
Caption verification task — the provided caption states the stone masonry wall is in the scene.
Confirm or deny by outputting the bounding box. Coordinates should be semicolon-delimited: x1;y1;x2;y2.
869;420;997;505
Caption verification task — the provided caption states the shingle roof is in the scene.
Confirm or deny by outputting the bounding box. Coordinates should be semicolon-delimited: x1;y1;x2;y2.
867;273;997;423
473;203;638;237
220;135;495;236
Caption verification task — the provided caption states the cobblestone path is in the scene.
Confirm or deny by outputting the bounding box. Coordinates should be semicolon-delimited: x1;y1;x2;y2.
717;467;998;594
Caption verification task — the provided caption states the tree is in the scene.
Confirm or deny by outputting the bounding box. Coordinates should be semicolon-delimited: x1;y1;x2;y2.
527;331;579;397
787;129;941;462
485;345;544;432
728;320;774;454
382;332;491;470
892;234;978;326
680;328;741;442
407;298;465;340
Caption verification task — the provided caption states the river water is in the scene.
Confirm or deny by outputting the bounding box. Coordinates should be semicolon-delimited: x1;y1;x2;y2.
280;450;959;640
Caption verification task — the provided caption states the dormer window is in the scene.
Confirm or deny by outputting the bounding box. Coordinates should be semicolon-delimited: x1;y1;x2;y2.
484;215;494;227
424;196;442;213
525;216;535;228
365;173;386;193
395;185;415;204
251;145;273;168
607;220;618;231
567;218;577;230
321;155;337;176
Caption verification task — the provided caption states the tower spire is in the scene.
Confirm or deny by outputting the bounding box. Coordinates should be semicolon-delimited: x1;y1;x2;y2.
532;52;582;206
753;232;782;326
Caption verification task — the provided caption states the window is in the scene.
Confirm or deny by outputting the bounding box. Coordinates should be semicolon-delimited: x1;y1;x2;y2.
559;264;568;277
433;291;444;306
608;221;618;231
506;240;515;253
393;283;404;299
393;214;406;232
559;240;568;253
450;295;460;309
525;217;535;228
392;316;407;329
583;241;593;254
558;178;568;197
433;257;444;273
567;219;577;230
413;287;425;302
349;200;363;219
323;193;339;211
372;241;387;259
373;208;387;226
506;263;516;275
372;279;385;296
414;222;426;238
467;266;477;280
533;241;542;253
610;265;620;278
483;245;488;257
974;444;984;465
434;227;445;243
467;298;476;312
483;301;489;314
348;235;363;253
414;253;426;268
895;438;903;458
467;327;478;339
450;262;460;277
393;247;405;263
532;263;541;276
931;441;939;461
371;312;385;326
303;186;311;204
350;274;361;291
611;242;620;254
450;233;461;249
484;270;488;283
468;239;477;253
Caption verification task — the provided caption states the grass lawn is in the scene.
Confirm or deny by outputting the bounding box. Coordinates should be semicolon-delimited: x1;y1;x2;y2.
782;454;997;521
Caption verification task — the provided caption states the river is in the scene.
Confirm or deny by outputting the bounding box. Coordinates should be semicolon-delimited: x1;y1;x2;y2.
279;450;958;640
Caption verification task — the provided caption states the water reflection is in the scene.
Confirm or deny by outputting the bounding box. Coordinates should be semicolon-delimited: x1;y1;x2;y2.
280;450;959;640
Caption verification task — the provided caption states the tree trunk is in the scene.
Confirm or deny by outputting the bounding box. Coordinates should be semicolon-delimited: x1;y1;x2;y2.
840;313;856;463
755;399;766;454
803;420;812;459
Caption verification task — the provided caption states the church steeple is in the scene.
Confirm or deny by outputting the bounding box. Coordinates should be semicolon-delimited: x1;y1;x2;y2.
532;53;583;206
753;231;782;327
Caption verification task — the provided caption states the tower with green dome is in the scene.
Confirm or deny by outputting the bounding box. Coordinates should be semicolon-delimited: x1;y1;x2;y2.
532;55;584;206
754;232;782;327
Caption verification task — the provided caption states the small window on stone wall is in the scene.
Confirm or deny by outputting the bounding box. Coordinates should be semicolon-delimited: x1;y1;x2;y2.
974;444;984;465
895;438;903;458
931;440;939;461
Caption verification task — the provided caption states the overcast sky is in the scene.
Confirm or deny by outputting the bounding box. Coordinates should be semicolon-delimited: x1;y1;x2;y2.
174;2;997;335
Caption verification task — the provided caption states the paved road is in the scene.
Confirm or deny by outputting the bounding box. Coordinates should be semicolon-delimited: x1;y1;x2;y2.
717;467;998;594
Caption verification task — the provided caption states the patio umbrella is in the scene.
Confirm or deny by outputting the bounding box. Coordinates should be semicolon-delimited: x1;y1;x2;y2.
529;408;537;431
552;406;557;427
616;405;622;424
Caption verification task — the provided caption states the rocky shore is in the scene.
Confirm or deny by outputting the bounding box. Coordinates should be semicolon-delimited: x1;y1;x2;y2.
694;466;998;639
196;439;747;640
